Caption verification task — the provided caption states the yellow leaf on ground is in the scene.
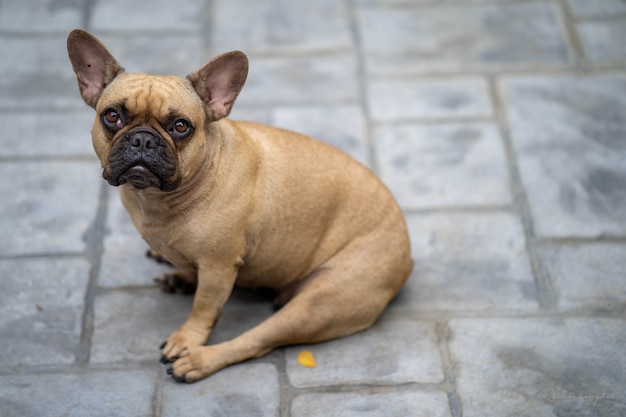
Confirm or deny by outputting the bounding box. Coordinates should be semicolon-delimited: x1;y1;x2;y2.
297;350;317;368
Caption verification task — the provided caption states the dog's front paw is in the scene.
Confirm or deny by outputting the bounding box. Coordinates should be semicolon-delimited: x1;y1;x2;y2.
166;345;229;383
154;270;197;294
160;326;207;364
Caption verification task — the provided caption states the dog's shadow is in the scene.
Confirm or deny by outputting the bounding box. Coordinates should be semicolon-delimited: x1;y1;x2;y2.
205;287;275;345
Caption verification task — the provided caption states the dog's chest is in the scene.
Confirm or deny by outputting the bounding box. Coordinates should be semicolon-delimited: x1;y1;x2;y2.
141;227;195;269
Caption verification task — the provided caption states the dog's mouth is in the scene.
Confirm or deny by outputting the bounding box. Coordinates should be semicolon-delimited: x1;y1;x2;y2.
111;161;181;192
117;164;163;190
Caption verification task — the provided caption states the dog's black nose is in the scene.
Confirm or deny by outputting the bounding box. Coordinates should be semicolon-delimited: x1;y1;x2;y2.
130;131;157;150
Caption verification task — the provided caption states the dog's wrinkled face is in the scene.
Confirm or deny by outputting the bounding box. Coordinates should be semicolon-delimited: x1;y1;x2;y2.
67;29;248;192
93;73;205;191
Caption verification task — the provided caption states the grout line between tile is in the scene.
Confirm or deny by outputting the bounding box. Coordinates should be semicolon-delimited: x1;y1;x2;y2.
488;75;558;310
435;322;463;417
348;0;379;176
75;182;109;366
556;0;588;65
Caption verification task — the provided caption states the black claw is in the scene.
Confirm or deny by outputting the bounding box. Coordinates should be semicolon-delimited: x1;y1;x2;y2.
172;373;187;383
160;353;181;364
159;341;167;350
166;367;173;375
146;249;173;265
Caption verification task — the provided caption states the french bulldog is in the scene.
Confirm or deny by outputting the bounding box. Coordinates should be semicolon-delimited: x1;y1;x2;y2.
67;29;413;383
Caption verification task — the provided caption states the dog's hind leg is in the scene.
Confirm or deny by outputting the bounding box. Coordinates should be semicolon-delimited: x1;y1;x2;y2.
167;227;412;383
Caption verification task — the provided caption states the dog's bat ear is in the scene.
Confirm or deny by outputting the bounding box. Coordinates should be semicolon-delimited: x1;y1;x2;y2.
188;51;249;121
67;29;124;108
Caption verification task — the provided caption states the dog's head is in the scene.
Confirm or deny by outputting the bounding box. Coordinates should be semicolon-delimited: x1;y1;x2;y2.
67;29;248;191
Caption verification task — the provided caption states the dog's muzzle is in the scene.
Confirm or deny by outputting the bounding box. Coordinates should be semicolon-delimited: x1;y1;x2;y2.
104;126;180;191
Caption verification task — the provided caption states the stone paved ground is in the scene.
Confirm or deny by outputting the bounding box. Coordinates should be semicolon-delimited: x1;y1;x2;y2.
1;0;625;416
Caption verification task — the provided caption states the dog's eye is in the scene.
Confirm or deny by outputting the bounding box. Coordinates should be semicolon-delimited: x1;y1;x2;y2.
174;120;189;134
169;119;193;139
102;109;123;129
166;118;193;140
105;110;118;123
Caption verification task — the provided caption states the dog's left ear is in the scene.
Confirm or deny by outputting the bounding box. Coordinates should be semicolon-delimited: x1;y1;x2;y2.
188;51;249;121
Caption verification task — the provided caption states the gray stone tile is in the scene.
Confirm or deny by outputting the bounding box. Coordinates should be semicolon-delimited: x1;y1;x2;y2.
357;3;571;75
392;213;537;312
0;36;70;74
367;78;493;121
0;36;81;109
90;0;204;32
91;33;206;76
501;75;626;238
0;160;101;256
291;391;452;417
237;55;358;105
99;191;173;288
568;0;626;17
0;257;89;368
579;21;626;63
375;122;512;209
0;370;155;417
91;287;274;363
91;289;190;363
161;363;279;417
229;106;272;125
0;71;79;109
272;104;370;166
285;317;443;387
0;109;96;158
213;0;352;53
449;318;626;417
537;243;626;310
0;0;82;32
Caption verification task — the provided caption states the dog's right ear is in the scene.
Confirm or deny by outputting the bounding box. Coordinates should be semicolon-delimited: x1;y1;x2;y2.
67;29;124;108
